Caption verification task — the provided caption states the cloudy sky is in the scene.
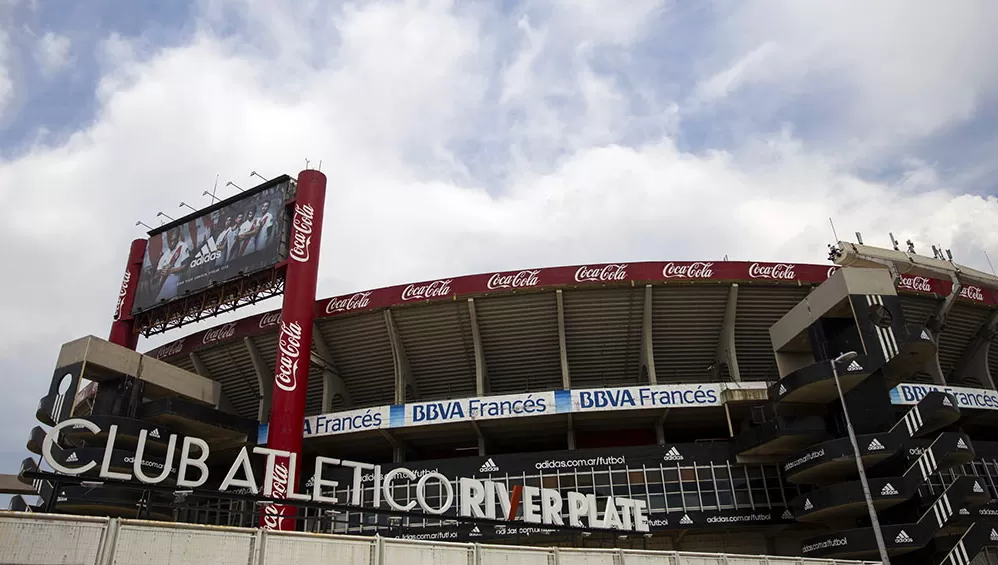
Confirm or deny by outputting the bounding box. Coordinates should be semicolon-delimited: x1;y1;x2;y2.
1;0;998;499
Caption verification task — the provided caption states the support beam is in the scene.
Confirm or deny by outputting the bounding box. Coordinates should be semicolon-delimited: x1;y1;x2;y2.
243;338;272;422
468;298;489;395
312;324;354;410
470;420;488;455
655;408;670;445
189;352;237;414
385;310;419;403
639;284;657;385
556;290;571;389
379;429;404;463
566;414;576;450
919;273;964;386
947;312;998;390
712;284;740;382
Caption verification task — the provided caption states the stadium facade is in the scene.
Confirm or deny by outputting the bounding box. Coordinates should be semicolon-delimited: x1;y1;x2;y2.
6;171;998;564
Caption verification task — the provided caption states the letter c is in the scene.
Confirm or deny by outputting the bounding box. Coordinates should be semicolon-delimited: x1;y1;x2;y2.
43;418;101;475
383;468;418;511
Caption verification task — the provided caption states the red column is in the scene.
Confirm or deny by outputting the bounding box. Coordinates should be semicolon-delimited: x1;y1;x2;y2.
261;169;327;530
108;239;148;350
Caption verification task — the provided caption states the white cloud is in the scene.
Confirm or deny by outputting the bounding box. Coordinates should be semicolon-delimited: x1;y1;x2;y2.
2;0;998;477
35;32;71;75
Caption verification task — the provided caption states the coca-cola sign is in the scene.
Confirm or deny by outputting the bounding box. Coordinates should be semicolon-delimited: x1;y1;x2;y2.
202;322;237;345
401;280;453;301
155;339;186;359
325;292;372;314
487;270;541;290
574;264;628;283
898;275;933;293
826;266;838;279
259;311;282;329
262;459;291;530
112;270;131;321
748;263;796;280
275;320;304;393
289;204;315;263
662;262;714;279
960;285;985;302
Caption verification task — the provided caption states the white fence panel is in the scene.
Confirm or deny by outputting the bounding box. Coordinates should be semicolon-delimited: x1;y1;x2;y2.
617;550;679;565
479;544;555;565
556;548;618;565
670;553;726;565
382;538;474;565
263;531;374;565
0;514;109;565
111;521;256;565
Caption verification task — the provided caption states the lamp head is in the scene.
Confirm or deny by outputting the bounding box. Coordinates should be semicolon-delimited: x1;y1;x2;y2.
834;351;859;364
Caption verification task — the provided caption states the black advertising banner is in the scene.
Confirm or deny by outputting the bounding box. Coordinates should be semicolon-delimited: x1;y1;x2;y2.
132;177;291;314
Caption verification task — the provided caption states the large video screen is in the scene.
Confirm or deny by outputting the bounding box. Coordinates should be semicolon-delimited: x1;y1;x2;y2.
132;178;290;314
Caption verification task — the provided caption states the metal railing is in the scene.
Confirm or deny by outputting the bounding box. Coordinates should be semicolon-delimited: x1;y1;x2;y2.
0;511;881;565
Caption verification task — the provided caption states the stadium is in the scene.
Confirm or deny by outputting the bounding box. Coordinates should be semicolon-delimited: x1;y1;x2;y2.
5;170;998;565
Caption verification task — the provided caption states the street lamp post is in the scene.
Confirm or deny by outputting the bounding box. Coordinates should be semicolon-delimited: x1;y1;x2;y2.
831;351;891;565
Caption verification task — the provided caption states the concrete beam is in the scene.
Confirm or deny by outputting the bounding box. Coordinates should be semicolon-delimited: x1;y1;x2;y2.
947;312;998;390
556;290;571;389
385;310;419;403
312;324;354;410
566;413;576;450
243;337;273;422
639;285;658;385
655;408;670;445
470;419;488;455
468;298;489;395
712;284;740;382
188;352;238;415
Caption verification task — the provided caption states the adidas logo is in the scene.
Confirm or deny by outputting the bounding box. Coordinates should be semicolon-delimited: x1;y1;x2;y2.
663;447;684;461
781;509;793;520
960;509;970;515
778;384;788;396
846;360;864;371
881;483;899;496
65;453;78;463
470;526;482;537
921;330;931;341
306;476;315;487
943;397;953;407
479;458;499;473
894;530;913;544
974;482;985;494
867;438;886;451
991;529;998;542
957;438;968;450
679;514;693;525
804;499;813;511
149;429;161;439
190;238;222;268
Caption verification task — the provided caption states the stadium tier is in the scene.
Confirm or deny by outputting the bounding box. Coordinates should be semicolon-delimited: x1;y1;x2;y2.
11;241;998;563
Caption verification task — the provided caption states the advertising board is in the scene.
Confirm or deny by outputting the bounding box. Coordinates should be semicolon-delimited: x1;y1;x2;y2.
132;177;291;314
890;382;998;411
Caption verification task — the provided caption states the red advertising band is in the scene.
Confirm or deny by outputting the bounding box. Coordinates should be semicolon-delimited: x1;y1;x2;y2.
109;239;148;350
147;263;998;361
261;170;327;530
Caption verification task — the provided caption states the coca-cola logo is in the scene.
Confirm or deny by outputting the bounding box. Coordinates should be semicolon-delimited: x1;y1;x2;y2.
960;285;985;302
487;270;541;290
574;264;628;283
259;311;282;329
662;262;714;279
202;322;237;345
898;275;932;293
748;263;796;280
155;339;186;359
401;280;453;301
275;320;303;392
325;292;372;314
262;459;291;530
826;266;838;279
289;204;315;263
112;270;132;321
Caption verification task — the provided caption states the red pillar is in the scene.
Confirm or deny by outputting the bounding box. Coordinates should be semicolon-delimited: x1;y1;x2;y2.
108;239;148;349
261;169;327;530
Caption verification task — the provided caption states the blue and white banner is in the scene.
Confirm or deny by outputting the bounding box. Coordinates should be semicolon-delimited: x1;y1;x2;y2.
259;382;771;443
890;382;998;411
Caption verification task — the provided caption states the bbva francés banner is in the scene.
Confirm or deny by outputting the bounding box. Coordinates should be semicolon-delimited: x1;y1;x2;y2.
41;418;651;533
